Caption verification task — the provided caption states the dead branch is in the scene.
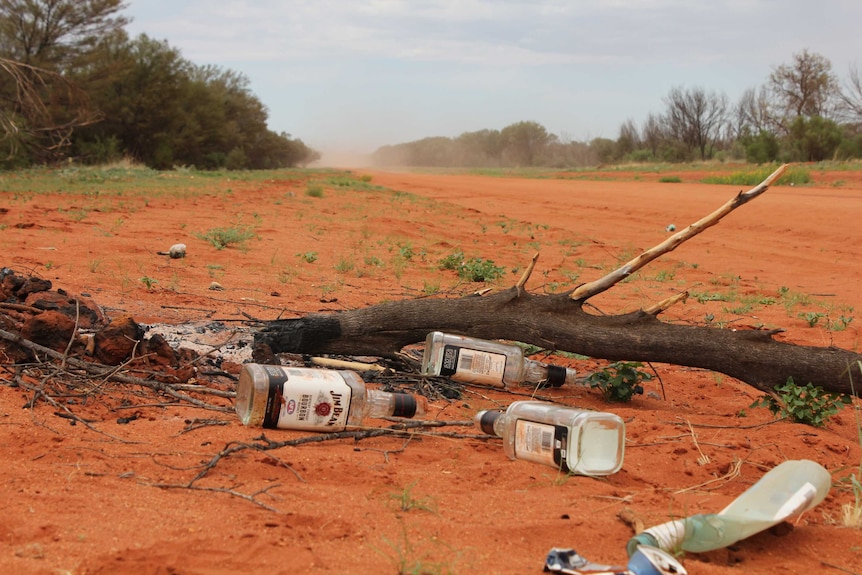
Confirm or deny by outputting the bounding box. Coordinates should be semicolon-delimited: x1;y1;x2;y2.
0;57;101;161
571;164;787;300
0;327;232;411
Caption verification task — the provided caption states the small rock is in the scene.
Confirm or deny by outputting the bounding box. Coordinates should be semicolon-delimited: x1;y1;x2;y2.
209;282;225;291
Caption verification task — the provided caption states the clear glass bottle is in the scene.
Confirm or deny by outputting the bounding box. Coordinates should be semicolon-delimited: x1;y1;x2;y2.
236;363;428;431
420;331;579;388
626;459;832;556
475;400;625;476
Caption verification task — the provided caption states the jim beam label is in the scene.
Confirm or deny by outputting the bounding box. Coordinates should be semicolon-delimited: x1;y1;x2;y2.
263;367;352;431
513;419;570;472
440;344;507;386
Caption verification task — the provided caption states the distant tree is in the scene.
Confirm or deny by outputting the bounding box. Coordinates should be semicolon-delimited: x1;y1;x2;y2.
616;118;640;159
740;130;780;163
662;85;728;160
500;121;550;166
734;86;776;138
455;129;503;166
589;137;618;164
641;113;664;159
838;63;862;126
788;115;842;161
768;49;840;129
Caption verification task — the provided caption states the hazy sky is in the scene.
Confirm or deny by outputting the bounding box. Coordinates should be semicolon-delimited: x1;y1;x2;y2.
124;1;862;160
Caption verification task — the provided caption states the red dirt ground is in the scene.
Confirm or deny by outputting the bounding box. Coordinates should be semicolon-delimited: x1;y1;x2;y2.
1;166;861;575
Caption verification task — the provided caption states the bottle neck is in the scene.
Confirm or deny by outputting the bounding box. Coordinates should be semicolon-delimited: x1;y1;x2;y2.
364;389;425;419
523;359;578;387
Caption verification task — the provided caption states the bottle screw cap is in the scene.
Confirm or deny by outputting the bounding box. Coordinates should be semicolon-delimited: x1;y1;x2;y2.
475;410;502;435
392;394;417;418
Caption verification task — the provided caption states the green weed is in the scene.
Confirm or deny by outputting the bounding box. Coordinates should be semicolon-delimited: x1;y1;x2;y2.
196;225;256;250
750;377;851;427
585;361;652;403
438;251;504;282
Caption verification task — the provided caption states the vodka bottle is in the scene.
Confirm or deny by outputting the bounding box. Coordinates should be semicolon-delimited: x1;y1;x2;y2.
626;459;831;556
420;331;579;388
475;400;626;476
235;363;427;431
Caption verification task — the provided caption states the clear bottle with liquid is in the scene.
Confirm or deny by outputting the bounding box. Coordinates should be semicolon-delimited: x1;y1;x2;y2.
420;331;579;388
626;459;832;556
475;400;625;476
236;363;428;431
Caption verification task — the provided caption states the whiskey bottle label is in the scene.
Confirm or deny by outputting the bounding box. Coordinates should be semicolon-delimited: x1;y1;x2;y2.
440;344;507;385
263;367;352;431
513;419;570;472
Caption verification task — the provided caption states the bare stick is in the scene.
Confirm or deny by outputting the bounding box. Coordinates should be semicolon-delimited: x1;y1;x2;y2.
570;164;788;301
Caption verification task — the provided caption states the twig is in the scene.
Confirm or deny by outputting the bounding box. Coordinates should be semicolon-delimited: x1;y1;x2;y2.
570;164;788;300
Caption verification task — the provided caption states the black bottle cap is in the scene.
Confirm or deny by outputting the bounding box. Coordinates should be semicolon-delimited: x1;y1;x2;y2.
546;364;567;387
476;410;502;435
392;393;417;418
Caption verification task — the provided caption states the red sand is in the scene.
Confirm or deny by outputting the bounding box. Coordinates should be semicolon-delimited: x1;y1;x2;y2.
1;167;861;574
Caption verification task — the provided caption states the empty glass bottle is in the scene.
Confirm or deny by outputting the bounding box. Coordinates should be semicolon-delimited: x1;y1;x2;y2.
236;363;427;431
626;459;831;556
421;331;579;388
475;400;625;476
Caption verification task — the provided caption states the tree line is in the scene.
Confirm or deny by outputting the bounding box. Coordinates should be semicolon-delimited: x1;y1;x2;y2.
0;0;320;170
373;49;862;168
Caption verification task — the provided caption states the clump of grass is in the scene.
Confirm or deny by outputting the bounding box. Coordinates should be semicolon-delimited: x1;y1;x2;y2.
196;225;256;250
305;183;325;198
391;482;436;514
658;176;682;183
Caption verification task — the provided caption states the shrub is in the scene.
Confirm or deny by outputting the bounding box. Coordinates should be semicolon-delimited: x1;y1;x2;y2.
750;377;851;427
585;361;651;403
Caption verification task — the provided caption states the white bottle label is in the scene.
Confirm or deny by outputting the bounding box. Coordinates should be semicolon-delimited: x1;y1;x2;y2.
441;344;507;385
513;419;569;471
264;368;352;431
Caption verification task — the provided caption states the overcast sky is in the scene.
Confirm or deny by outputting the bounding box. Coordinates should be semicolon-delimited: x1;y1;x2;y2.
124;1;862;162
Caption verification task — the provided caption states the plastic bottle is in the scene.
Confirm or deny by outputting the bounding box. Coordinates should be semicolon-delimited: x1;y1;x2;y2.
420;331;579;388
626;459;831;556
475;400;626;476
235;363;428;431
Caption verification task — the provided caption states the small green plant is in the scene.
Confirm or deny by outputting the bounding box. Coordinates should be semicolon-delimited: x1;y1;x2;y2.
800;311;825;327
139;276;158;290
658;176;682;183
335;257;354;273
298;251;318;264
828;315;854;332
438;251;504;282
585;361;652;403
197;225;256;250
750;377;851;427
305;183;324;198
391;482;436;513
206;263;224;278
